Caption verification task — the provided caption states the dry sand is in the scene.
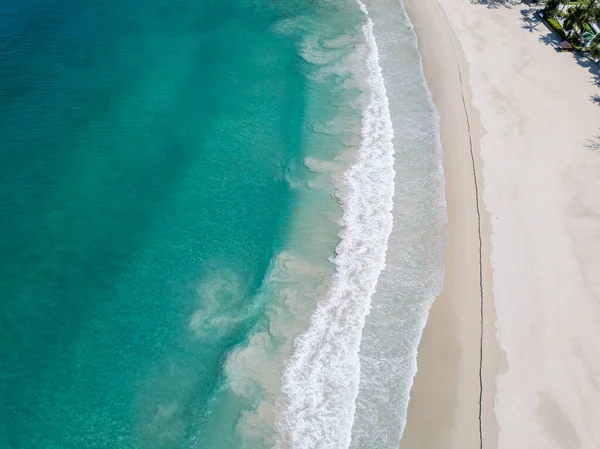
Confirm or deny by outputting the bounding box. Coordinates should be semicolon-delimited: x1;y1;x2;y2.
399;0;600;448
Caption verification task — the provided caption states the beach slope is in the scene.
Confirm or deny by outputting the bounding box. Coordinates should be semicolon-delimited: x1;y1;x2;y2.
400;0;600;448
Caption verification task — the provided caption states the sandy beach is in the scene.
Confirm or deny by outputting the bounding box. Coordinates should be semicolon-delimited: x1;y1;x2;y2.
399;0;600;448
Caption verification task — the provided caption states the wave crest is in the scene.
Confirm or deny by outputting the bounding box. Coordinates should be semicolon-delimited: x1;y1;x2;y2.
274;3;396;448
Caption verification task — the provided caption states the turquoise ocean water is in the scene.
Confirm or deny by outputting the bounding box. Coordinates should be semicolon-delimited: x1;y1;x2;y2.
0;0;445;448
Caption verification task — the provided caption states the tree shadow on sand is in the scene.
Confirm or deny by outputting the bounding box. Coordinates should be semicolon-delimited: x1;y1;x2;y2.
518;8;564;46
469;1;600;106
585;131;600;150
470;0;517;9
573;54;600;89
514;7;561;44
538;32;562;46
515;7;600;103
520;8;540;33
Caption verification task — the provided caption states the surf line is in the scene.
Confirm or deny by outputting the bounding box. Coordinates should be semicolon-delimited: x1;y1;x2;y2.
449;24;485;449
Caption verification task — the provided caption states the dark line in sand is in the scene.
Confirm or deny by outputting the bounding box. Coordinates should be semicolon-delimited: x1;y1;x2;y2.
450;35;485;449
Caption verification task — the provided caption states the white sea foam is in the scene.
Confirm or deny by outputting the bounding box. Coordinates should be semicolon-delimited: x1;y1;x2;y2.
223;18;364;443
222;1;444;447
274;3;396;447
224;251;334;449
348;0;446;447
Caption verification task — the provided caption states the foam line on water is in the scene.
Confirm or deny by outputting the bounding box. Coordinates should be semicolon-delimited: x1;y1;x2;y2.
274;3;395;447
348;0;446;446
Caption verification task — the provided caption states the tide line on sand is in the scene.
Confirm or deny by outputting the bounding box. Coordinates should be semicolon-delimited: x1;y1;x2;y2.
400;0;600;448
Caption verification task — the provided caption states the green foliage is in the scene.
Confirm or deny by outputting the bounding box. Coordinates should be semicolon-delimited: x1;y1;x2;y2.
546;15;569;39
544;13;583;49
563;9;578;34
560;2;599;50
544;0;561;15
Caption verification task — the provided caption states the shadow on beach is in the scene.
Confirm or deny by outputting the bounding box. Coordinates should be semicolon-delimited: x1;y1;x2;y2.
515;7;600;100
517;8;563;46
585;130;600;150
470;0;541;8
467;1;600;157
573;54;600;88
469;0;515;9
520;8;540;33
467;1;600;106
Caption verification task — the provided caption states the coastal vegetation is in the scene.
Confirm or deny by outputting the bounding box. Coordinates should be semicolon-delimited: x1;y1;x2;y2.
543;0;600;55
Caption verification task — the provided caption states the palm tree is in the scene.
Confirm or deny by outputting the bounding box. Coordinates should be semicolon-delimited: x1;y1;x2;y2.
546;0;574;18
545;0;562;16
589;1;600;22
563;4;593;39
563;7;579;37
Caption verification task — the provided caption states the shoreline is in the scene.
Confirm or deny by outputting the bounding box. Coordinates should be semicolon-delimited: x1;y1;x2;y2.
346;0;449;445
399;0;500;447
400;0;600;448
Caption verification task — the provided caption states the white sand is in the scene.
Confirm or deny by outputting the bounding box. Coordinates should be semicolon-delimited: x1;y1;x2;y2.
401;0;600;448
